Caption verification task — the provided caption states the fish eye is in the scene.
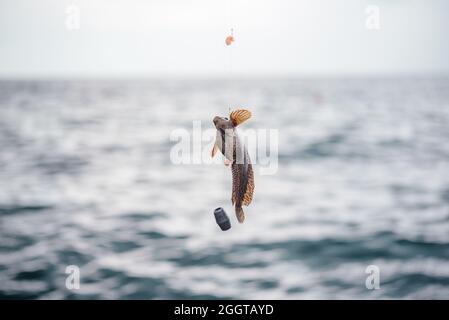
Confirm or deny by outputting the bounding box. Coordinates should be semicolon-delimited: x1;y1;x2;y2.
224;117;228;120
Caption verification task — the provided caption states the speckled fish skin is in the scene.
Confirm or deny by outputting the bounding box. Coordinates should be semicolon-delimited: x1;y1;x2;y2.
213;116;254;223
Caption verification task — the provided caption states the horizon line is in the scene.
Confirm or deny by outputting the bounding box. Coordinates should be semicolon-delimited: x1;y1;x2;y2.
1;72;449;82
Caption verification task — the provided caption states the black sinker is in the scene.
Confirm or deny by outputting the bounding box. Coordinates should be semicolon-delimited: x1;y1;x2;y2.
214;207;231;231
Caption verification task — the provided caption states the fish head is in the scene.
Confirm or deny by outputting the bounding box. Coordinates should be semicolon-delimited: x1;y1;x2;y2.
213;116;234;132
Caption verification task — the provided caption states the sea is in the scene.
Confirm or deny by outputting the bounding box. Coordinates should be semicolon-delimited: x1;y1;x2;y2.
0;77;448;299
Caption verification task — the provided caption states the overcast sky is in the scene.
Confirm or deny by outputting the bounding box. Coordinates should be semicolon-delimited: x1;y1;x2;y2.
0;0;448;78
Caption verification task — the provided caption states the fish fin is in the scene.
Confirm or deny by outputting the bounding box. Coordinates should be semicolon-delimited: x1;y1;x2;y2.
211;142;217;158
243;164;255;206
230;109;251;127
231;176;236;205
235;206;245;223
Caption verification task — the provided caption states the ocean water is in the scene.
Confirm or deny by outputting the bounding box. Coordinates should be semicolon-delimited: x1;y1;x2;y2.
0;77;448;299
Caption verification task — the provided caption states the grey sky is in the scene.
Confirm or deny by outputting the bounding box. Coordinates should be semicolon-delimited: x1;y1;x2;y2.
0;0;448;78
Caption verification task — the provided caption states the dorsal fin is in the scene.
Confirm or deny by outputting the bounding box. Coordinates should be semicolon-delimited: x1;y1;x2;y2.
243;164;254;206
230;109;251;127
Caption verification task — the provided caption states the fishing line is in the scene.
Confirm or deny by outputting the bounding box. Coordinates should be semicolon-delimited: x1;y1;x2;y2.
221;1;235;174
226;0;234;115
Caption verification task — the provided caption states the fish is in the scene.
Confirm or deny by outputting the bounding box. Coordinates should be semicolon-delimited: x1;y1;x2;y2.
211;109;254;223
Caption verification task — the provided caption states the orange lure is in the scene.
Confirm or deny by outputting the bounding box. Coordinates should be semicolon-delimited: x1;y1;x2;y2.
225;35;234;46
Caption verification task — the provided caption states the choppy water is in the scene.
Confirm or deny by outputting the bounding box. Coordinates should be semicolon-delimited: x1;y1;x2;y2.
0;78;448;299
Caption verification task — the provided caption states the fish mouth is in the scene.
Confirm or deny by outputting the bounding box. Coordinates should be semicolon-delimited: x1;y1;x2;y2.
213;116;225;134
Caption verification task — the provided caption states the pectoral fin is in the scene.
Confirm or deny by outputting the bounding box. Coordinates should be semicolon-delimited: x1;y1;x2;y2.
230;109;252;127
211;142;217;158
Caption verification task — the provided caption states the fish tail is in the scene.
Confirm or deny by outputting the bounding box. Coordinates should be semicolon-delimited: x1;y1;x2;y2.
235;205;245;223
